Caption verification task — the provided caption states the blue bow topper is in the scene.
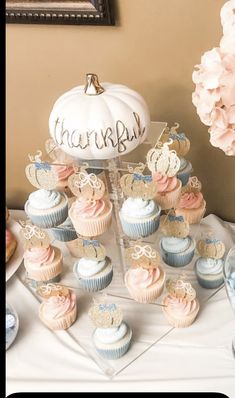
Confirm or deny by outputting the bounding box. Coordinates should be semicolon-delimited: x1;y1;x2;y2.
169;133;186;141
133;173;152;182
83;239;100;247
168;214;184;222
99;303;117;312
205;238;220;244
35;162;51;171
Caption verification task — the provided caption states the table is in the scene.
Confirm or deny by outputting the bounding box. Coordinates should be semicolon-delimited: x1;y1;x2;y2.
6;210;235;395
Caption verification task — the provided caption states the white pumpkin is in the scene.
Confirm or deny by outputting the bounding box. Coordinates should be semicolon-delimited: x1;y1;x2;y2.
48;73;150;160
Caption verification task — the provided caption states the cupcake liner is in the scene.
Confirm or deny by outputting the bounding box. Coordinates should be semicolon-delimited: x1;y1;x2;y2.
50;226;78;242
74;266;113;292
195;272;224;289
39;304;77;330
24;247;63;282
120;215;160;239
177;171;191;186
93;329;132;360
70;205;112;237
155;181;182;210
26;274;61;289
160;240;195;267
126;280;164;303
25;201;68;229
175;201;206;224
162;304;199;328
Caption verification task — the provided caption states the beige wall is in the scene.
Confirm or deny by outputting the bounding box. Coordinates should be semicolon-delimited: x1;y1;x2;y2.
6;0;235;221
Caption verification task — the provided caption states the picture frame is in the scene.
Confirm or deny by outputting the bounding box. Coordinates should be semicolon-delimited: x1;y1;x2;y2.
6;0;115;25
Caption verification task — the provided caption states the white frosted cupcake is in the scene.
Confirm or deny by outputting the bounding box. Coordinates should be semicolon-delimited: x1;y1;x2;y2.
25;189;68;229
119;197;161;239
160;236;196;267
73;256;113;291
195;257;224;289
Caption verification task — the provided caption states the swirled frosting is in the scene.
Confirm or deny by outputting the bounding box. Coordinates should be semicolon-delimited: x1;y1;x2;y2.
74;257;107;278
52;164;74;181
125;267;161;289
24;246;55;266
161;237;191;253
120;198;159;218
6;229;14;247
42;291;76;320
94;322;128;344
28;189;61;210
71;198;108;218
165;295;197;316
178;192;204;209
196;257;223;275
152;172;178;193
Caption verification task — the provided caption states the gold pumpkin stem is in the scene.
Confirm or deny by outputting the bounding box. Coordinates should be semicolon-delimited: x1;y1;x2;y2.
84;73;105;96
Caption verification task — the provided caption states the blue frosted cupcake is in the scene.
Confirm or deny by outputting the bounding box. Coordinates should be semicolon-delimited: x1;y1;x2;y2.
160;236;196;267
50;217;77;242
25;189;68;229
195;257;224;289
119;197;161;239
93;322;132;360
73;256;113;292
177;157;193;186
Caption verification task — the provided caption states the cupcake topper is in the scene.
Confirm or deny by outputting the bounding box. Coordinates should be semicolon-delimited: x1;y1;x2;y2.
146;141;181;177
45;138;75;164
36;283;69;299
88;295;123;328
160;213;190;238
125;242;161;269
160;123;190;157
25;150;58;190
19;220;50;250
120;162;157;200
181;176;202;195
73;237;106;261
166;276;196;301
68;163;105;200
197;237;225;259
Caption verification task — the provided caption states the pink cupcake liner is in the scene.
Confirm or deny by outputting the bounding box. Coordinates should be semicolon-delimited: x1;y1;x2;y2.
69;204;113;237
24;248;63;282
162;298;200;328
39;304;77;330
155;180;182;210
175;200;206;224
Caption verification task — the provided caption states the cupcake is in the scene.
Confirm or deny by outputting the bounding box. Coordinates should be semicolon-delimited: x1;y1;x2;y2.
159;214;196;267
68;168;112;237
73;257;113;292
50;217;78;242
175;176;206;224
162;277;200;328
6;229;17;263
25;189;68;229
195;238;225;289
119;165;161;239
89;300;132;360
38;284;77;330
51;163;75;197
177;157;193;186
124;243;165;303
152;172;182;210
24;244;63;285
73;238;113;291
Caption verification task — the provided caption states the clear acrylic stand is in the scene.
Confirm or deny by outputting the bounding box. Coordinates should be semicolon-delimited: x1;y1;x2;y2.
16;121;225;378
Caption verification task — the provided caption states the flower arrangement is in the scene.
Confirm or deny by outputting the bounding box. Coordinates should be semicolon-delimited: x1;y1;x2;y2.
192;0;235;156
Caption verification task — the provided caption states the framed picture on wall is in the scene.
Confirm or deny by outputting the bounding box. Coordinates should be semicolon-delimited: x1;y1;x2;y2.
6;0;115;25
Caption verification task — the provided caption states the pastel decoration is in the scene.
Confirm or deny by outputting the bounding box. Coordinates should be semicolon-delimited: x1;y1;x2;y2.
120;163;157;200
25;150;58;190
146;141;181;177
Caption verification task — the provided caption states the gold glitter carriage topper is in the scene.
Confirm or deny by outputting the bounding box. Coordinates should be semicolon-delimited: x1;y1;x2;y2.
120;162;157;200
181;176;202;195
125;241;161;270
166;275;196;302
25;150;58;190
19;220;51;250
146;140;181;177
36;283;70;299
74;237;106;261
160;212;190;238
88;295;123;328
68;163;105;201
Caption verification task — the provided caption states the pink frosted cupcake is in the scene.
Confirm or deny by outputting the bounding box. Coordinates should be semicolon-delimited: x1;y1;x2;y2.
124;244;165;303
38;285;77;330
52;163;75;197
69;198;113;237
175;177;206;224
23;245;63;283
162;277;200;328
152;172;182;210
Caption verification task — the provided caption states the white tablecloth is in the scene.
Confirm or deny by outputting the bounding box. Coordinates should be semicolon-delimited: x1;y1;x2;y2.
6;211;235;395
